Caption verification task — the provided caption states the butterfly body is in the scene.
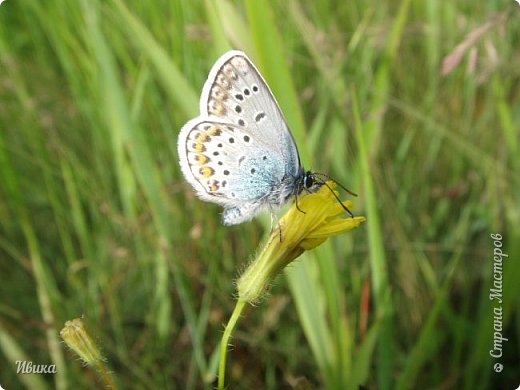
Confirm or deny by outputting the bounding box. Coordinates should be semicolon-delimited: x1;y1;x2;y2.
178;50;320;225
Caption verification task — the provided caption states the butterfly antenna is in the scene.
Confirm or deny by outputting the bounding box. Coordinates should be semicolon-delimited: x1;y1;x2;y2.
314;172;357;197
315;177;355;218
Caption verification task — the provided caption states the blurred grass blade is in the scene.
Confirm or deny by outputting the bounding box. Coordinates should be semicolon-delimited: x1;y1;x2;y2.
81;0;175;339
286;260;335;387
396;211;469;389
351;322;380;390
365;0;412;148
0;130;67;390
211;0;253;54
244;0;309;163
352;88;393;389
204;0;232;55
82;0;213;378
0;324;48;390
112;0;198;118
243;1;349;387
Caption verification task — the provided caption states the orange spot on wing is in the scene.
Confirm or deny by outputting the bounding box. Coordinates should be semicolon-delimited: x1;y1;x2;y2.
207;126;222;136
192;143;205;153
195;133;209;142
209;180;220;192
195;154;208;165
199;166;214;178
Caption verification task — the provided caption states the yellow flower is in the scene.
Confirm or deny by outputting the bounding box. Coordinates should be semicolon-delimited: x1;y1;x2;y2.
237;181;366;303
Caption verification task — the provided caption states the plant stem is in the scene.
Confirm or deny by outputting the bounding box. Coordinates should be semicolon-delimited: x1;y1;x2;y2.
218;299;246;390
96;362;116;390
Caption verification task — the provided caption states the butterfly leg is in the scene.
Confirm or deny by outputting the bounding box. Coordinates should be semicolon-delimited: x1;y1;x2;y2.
294;189;306;215
266;204;283;242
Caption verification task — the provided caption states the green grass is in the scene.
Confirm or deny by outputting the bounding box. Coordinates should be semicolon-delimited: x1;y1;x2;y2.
0;0;519;389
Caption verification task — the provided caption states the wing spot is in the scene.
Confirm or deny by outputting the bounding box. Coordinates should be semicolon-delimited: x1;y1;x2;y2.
235;93;244;101
250;168;256;174
218;161;223;165
229;137;235;144
231;56;248;70
243;88;250;96
216;74;231;89
254;112;266;122
208;100;227;115
243;135;250;142
210;180;220;192
224;170;230;176
208;126;222;136
223;64;238;80
252;84;259;93
238;156;245;165
211;86;228;100
237;119;245;126
213;151;219;156
218;143;223;148
195;133;210;142
199;166;214;178
262;155;267;160
222;180;227;187
208;106;221;115
235;105;242;113
192;143;206;152
194;154;209;165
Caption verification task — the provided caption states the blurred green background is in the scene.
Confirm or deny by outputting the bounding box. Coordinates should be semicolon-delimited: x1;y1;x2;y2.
0;0;519;389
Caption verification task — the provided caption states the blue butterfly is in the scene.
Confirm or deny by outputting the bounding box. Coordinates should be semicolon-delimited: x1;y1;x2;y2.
178;51;352;225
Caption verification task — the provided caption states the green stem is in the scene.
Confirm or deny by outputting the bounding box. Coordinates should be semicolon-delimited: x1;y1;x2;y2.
218;299;247;390
96;362;116;390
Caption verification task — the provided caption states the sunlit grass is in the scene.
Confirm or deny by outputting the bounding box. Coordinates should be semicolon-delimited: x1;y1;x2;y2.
0;0;518;389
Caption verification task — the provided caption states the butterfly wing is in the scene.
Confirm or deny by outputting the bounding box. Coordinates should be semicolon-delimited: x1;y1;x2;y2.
178;119;287;202
178;51;302;224
201;51;301;177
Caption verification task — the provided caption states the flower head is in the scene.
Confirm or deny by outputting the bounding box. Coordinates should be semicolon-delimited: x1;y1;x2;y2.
61;318;116;389
60;318;104;366
237;181;365;303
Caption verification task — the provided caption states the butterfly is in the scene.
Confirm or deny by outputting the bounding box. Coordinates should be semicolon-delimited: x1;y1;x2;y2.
177;50;352;225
